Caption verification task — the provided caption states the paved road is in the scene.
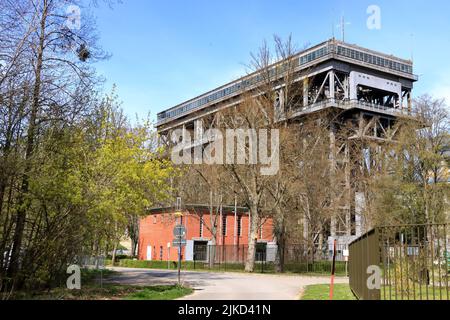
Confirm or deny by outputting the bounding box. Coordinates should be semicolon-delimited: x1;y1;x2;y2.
107;267;348;300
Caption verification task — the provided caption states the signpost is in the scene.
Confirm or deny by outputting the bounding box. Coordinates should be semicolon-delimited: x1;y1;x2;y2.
330;239;337;300
174;197;185;285
173;225;186;286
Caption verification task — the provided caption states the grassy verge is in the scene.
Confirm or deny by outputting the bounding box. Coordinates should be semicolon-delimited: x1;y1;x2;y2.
381;285;450;300
301;284;356;300
125;285;193;300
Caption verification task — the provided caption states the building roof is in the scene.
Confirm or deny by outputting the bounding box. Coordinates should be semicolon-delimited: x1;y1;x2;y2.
147;204;249;215
156;38;418;128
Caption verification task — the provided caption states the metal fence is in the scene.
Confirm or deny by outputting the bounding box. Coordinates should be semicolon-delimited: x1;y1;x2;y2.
348;229;381;300
78;255;106;269
192;243;348;274
349;223;449;300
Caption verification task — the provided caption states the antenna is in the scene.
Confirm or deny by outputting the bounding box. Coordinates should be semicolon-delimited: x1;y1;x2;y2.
336;15;351;42
330;7;336;40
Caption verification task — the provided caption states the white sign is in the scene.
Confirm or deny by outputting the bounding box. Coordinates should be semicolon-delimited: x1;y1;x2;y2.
173;239;187;247
343;249;349;257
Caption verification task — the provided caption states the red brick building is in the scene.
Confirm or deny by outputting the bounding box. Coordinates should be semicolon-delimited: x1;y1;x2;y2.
138;205;275;261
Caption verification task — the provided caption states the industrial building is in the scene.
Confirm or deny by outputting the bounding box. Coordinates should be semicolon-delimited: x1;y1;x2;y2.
140;38;418;260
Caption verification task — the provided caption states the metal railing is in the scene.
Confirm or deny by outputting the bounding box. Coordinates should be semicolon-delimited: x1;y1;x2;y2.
192;243;348;274
349;223;449;300
290;98;418;119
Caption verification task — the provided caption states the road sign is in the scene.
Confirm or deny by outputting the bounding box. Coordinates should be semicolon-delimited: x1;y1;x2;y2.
173;224;186;238
172;239;187;247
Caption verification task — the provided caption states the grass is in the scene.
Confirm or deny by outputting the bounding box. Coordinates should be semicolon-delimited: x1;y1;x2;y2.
125;285;193;300
381;285;450;300
19;284;193;300
9;268;193;300
301;284;357;300
81;268;116;283
300;283;450;301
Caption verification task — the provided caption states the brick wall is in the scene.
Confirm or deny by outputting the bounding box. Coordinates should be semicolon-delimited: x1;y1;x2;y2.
138;208;274;261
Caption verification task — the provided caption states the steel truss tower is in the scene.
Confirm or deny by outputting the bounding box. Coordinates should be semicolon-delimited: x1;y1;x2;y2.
155;39;419;249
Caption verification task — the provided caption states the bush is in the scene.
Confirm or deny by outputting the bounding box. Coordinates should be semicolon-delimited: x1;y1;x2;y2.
107;254;133;261
283;261;346;275
118;260;172;269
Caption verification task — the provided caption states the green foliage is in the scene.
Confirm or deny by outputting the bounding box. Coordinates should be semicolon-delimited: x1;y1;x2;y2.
0;89;178;294
77;93;178;253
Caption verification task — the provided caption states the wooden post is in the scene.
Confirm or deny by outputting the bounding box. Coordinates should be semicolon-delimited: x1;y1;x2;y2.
234;196;237;246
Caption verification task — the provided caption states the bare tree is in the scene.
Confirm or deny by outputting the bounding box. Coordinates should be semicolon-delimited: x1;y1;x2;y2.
362;95;449;226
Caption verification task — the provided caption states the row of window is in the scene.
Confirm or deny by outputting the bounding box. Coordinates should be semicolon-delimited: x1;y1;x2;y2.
153;214;244;237
336;45;413;74
199;215;243;237
157;43;413;123
299;45;330;65
152;214;176;224
158;45;331;122
157;60;297;122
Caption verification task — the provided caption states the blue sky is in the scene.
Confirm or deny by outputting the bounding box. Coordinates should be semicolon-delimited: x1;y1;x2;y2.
91;0;450;122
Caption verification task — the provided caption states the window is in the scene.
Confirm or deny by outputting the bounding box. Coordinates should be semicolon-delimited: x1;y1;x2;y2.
237;216;242;237
222;215;227;236
199;216;204;238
